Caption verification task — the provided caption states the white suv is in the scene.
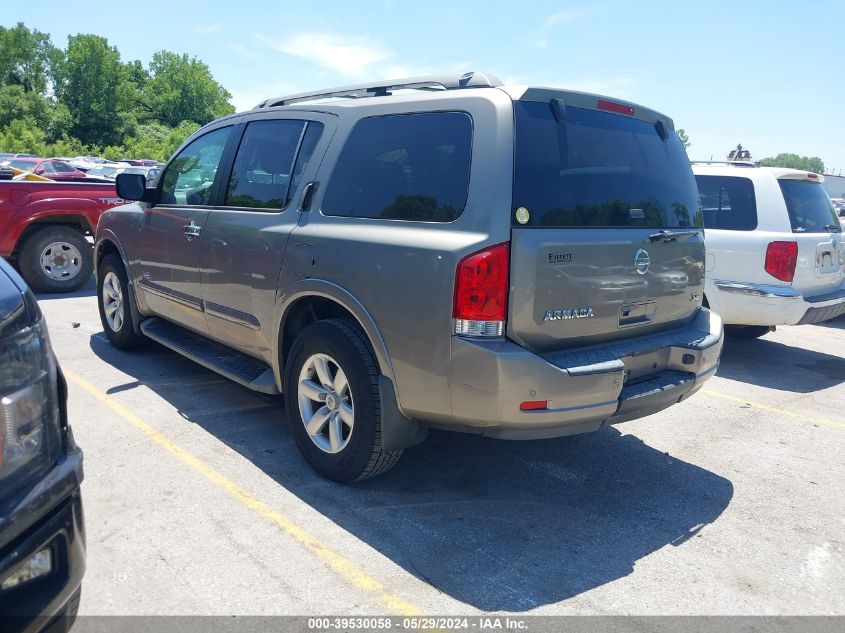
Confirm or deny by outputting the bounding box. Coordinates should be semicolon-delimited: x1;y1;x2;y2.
692;162;845;338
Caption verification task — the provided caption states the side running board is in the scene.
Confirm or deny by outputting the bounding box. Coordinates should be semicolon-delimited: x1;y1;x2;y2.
140;318;280;395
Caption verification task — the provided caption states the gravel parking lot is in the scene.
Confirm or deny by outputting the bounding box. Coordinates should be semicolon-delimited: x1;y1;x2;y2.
38;279;844;616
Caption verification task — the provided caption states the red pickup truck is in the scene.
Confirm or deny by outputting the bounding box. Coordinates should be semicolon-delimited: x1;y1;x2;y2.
0;180;127;292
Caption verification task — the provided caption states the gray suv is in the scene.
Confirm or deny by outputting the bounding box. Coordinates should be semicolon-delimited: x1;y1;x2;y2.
96;72;723;482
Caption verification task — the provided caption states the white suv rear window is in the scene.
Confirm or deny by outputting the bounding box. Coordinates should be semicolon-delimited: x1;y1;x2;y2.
778;180;842;233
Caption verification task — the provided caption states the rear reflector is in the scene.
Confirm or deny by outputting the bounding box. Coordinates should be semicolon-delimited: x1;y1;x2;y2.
764;241;798;282
453;242;509;337
597;99;635;116
520;400;548;411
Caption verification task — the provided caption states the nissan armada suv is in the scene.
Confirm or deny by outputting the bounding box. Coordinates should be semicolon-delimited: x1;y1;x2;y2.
96;72;723;483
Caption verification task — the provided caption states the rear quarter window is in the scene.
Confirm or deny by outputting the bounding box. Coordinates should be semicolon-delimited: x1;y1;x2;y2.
322;112;472;222
695;175;757;230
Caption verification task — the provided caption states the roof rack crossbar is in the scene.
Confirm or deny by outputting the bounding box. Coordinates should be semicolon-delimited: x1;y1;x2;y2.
691;160;759;167
256;71;503;108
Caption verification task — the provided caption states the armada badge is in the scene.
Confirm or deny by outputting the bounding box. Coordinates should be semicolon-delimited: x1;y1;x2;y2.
633;248;650;274
543;307;595;321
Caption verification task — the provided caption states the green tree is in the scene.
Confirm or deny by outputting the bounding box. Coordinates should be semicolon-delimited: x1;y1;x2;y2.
0;22;56;94
676;128;691;150
141;51;233;127
47;135;96;158
0;84;50;129
0;85;73;143
760;152;825;174
0;116;46;153
52;34;126;147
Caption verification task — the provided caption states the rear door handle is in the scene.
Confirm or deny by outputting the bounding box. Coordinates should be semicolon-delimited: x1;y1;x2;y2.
300;181;318;212
183;221;202;237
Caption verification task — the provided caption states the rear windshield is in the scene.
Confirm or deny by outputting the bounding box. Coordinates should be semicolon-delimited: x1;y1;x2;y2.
6;160;37;171
513;101;701;228
778;180;841;233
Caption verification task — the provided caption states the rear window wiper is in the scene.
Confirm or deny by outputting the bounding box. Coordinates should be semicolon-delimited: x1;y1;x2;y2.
824;223;842;233
648;229;700;243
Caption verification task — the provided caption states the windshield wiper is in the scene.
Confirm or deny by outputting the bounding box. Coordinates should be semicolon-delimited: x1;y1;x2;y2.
823;223;842;233
648;229;701;243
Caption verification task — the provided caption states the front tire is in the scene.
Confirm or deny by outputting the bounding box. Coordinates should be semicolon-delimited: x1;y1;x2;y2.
97;254;143;349
18;225;93;293
284;318;402;483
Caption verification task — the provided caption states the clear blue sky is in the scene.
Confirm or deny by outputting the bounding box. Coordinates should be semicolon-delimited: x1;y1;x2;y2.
7;1;845;173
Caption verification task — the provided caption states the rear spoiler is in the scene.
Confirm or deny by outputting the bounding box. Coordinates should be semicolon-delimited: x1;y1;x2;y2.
776;171;825;183
502;86;674;129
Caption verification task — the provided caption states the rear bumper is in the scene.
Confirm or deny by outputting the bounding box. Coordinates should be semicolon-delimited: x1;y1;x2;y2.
0;448;85;633
713;279;845;326
444;308;722;438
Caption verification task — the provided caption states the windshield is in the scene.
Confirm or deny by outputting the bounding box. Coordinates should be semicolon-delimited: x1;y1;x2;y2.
778;180;842;232
7;160;38;171
513;101;701;228
89;166;118;177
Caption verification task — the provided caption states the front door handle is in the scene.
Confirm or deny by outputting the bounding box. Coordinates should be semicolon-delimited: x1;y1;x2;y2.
183;221;202;237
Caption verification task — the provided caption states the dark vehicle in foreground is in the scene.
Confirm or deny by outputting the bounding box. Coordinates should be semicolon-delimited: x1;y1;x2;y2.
0;180;126;292
0;258;85;632
97;72;723;483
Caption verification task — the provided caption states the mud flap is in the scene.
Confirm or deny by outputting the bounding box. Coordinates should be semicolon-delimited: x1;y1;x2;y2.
379;375;428;450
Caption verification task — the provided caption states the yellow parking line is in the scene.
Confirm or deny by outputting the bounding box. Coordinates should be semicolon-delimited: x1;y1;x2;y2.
701;388;845;430
64;370;424;617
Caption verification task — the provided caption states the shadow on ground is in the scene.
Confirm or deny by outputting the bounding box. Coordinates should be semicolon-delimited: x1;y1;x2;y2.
90;332;733;611
717;330;845;393
34;275;97;300
818;314;845;330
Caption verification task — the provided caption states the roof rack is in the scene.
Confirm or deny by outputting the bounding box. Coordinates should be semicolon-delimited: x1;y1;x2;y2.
691;160;759;167
255;71;503;108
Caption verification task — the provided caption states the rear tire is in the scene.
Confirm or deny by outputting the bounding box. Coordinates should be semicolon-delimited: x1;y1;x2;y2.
284;318;402;483
725;325;773;339
97;254;144;349
18;225;93;293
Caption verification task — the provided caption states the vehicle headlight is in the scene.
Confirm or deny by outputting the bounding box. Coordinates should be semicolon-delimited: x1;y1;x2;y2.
0;319;61;499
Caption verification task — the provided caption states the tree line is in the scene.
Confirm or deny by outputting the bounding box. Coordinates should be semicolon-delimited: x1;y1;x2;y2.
0;22;234;161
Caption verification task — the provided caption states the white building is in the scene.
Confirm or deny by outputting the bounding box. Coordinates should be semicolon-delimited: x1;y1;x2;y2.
822;174;845;198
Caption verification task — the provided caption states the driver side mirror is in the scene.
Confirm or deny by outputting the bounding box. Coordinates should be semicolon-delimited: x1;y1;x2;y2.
116;172;154;202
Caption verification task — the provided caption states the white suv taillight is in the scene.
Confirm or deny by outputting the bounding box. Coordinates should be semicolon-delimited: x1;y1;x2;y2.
764;241;798;282
453;243;509;337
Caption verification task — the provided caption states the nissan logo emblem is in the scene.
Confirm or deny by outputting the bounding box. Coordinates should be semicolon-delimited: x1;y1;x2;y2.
633;249;650;274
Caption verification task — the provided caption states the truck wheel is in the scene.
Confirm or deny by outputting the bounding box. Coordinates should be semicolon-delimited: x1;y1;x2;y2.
97;254;143;349
284;318;403;483
18;226;93;293
725;325;774;339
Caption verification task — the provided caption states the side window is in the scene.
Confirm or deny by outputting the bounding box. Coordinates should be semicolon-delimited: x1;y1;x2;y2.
289;122;324;202
38;162;54;174
225;119;313;210
322;112;472;222
160;126;232;206
695;175;758;231
52;161;76;173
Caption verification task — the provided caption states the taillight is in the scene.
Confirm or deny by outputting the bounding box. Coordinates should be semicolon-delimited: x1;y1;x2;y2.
597;99;635;116
453;242;509;337
764;241;798;282
520;400;548;411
